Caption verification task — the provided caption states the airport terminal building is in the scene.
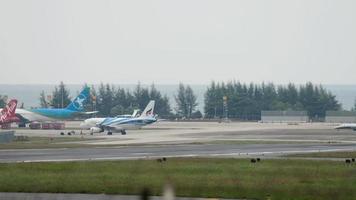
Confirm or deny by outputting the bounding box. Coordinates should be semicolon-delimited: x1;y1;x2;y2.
261;110;309;123
325;111;356;123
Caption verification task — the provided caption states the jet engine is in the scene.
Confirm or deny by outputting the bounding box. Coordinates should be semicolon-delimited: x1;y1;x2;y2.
90;127;103;133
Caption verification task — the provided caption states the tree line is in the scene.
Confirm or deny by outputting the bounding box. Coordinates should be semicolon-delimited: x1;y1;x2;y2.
37;81;343;120
92;83;173;118
39;82;201;119
39;82;174;118
204;81;341;120
175;83;201;119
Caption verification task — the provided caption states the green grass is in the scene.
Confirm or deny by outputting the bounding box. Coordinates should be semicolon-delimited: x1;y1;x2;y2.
1;158;356;200
0;137;100;149
289;151;356;158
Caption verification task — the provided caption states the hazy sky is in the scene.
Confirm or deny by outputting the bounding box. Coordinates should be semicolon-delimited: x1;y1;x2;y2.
0;0;355;85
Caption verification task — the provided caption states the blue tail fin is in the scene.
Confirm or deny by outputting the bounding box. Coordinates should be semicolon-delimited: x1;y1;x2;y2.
66;87;90;112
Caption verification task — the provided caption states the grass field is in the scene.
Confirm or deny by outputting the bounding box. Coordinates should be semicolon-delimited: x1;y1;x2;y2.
0;158;356;200
289;151;356;158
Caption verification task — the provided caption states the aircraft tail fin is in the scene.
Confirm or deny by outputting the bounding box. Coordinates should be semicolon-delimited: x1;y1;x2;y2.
139;100;155;118
66;87;90;112
0;99;18;123
132;109;140;117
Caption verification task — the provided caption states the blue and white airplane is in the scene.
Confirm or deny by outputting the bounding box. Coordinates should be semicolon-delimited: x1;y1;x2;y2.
14;87;95;122
80;109;140;130
82;100;157;135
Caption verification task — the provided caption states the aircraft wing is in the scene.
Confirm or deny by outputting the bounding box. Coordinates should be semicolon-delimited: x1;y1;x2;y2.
335;124;356;130
71;111;99;118
80;111;99;115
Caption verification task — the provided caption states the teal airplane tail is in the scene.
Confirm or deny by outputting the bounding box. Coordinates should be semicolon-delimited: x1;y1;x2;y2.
66;87;90;112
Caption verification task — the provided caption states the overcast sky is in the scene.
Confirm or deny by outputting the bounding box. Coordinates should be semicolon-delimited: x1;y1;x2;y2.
0;0;355;85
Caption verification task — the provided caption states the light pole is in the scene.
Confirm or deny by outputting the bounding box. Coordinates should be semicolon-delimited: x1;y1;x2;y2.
223;96;228;121
61;85;64;108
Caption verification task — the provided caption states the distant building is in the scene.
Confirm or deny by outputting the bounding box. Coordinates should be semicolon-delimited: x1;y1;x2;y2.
325;111;356;123
261;110;308;123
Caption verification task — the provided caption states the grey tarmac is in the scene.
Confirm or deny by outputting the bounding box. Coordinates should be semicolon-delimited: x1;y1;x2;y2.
2;122;356;163
1;143;355;163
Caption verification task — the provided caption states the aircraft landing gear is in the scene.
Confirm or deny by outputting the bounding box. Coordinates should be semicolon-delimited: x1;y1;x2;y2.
121;130;126;135
107;131;113;135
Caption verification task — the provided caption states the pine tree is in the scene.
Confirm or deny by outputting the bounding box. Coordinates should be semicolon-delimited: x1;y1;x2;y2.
39;90;48;108
185;85;198;118
97;83;114;116
175;83;188;118
133;83;150;111
148;84;171;117
204;81;217;118
159;95;172;118
175;83;197;119
50;82;71;108
0;95;6;108
80;84;96;113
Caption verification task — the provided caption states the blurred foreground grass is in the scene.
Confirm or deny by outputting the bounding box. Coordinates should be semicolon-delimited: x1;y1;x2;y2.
0;158;356;200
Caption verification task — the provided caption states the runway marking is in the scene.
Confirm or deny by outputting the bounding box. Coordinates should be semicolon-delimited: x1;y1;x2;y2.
131;153;153;155
209;148;356;157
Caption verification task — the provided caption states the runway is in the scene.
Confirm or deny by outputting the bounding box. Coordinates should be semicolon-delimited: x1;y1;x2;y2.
13;121;356;145
1;143;355;163
2;122;356;163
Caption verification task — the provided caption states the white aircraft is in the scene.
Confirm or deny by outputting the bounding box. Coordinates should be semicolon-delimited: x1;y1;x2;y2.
80;109;140;130
335;123;356;131
81;101;156;135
